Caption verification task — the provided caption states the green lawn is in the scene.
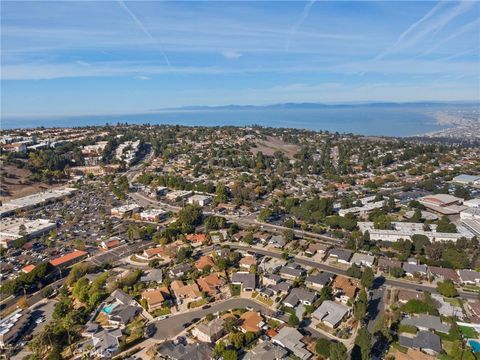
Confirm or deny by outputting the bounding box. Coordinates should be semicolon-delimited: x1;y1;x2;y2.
459;326;478;338
230;284;241;296
445;297;463;307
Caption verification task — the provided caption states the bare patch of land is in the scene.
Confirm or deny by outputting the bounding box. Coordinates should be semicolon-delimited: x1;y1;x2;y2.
0;164;57;201
250;136;300;159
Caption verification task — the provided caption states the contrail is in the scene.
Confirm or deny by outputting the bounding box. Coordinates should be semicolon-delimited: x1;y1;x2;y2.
117;0;171;67
420;18;480;57
376;1;475;60
285;0;317;52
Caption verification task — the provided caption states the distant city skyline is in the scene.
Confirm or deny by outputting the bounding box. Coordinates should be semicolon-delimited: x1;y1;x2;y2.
1;1;479;119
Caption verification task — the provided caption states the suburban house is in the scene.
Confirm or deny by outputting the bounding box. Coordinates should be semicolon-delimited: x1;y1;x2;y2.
101;290;142;327
269;235;287;248
88;328;123;358
157;341;212;360
279;266;305;280
458;269;480;285
399;331;442;355
139;246;168;261
305;243;329;257
197;273;225;295
243;340;288;360
401;315;451;334
332;276;358;303
169;263;192;278
262;273;282;286
269;281;292;295
239;255;257;270
141;288;169;312
170;280;202;305
239;311;264;333
403;263;428;277
377;258;402;272
283;288;316;308
272;327;312;360
328;248;353;264
350;253;375;267
397;289;424;304
140;269;163;283
195;255;216;271
305;272;333;291
186;233;209;246
312;300;350;328
261;257;286;273
191;318;225;343
428;266;458;282
231;272;256;292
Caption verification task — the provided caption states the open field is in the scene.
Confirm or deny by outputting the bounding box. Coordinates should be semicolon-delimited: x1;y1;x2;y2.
0;164;58;201
250;136;300;159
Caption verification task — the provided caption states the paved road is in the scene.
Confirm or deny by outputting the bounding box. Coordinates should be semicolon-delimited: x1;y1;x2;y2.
228;244;479;301
151;298;276;340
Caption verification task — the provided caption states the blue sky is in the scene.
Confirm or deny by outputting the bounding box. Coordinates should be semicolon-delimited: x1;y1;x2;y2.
1;0;479;118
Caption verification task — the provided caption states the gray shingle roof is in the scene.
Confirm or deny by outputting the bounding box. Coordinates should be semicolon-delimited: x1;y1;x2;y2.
305;272;333;287
312;300;349;327
399;331;441;354
401;315;451;334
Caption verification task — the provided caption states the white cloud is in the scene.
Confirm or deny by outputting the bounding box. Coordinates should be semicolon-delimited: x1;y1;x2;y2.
222;50;243;59
134;75;151;80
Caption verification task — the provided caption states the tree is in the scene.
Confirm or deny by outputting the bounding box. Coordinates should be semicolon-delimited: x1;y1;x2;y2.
288;313;300;327
361;267;375;289
229;332;245;349
436;280;458;298
354;327;372;360
354;289;368;322
437;216;457;233
319;285;333;302
283;229;295;243
329;342;348;360
315;338;331;358
223;350;237;360
258;208;273;222
347;264;362;278
212;341;226;359
389;267;404;278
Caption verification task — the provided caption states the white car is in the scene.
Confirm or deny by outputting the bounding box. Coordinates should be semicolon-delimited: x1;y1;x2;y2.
35;318;44;324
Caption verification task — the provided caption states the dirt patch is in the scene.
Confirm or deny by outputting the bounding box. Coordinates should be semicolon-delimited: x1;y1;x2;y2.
0;164;58;201
250;136;300;159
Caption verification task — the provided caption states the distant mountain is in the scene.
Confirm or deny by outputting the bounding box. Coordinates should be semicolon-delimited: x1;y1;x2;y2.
155;101;478;112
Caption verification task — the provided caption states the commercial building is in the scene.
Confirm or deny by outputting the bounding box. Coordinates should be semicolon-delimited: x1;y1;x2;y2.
110;204;141;218
165;190;193;201
187;194;212;207
49;249;88;268
139;209;166;222
0;187;77;217
0;217;57;248
452;174;480;186
358;221;474;243
418;194;466;215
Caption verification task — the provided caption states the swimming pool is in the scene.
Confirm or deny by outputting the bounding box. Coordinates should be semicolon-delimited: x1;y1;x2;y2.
467;339;480;353
102;303;117;314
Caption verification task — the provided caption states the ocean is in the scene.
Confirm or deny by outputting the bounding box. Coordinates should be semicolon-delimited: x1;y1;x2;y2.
1;107;448;137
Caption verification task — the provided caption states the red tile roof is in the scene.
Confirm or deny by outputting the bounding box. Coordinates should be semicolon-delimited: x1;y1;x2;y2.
22;264;36;273
50;250;88;267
